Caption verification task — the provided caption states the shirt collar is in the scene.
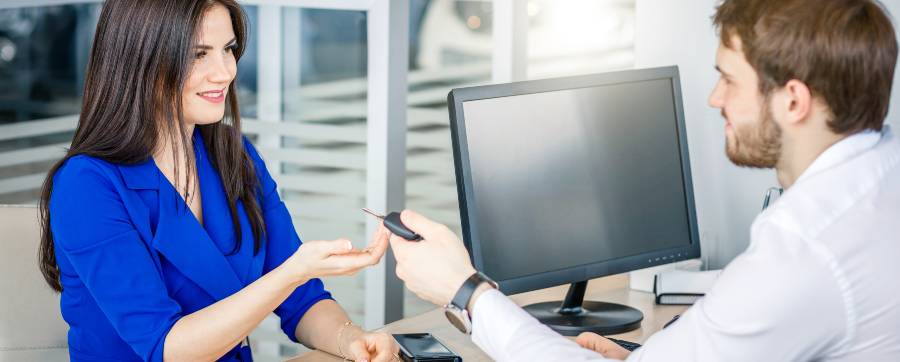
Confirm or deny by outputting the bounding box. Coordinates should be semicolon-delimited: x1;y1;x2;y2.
794;125;889;185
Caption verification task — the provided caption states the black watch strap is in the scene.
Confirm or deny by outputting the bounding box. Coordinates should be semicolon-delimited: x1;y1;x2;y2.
450;271;495;311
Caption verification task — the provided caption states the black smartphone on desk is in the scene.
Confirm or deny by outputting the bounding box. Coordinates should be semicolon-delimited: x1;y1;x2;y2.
393;333;462;362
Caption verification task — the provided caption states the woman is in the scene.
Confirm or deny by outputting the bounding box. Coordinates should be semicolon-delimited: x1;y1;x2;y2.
37;1;398;361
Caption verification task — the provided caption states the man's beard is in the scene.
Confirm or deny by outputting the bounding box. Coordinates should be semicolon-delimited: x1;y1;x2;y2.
725;103;782;168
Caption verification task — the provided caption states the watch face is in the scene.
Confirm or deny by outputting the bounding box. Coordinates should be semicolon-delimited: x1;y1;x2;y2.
444;308;472;334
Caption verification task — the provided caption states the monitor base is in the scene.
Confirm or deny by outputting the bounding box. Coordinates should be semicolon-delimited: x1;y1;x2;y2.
522;281;643;336
523;301;643;336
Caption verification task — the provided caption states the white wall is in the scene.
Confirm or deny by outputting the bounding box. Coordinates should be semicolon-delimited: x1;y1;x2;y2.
635;0;900;269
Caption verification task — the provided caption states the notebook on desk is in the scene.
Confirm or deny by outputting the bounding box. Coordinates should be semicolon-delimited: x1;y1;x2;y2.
653;269;721;305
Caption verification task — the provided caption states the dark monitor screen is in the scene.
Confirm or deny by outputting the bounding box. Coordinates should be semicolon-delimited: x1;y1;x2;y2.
449;66;700;294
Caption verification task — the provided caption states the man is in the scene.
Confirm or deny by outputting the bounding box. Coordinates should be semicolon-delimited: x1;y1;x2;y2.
384;0;900;360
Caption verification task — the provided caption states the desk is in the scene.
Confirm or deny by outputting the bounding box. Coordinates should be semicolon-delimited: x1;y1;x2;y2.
287;275;687;361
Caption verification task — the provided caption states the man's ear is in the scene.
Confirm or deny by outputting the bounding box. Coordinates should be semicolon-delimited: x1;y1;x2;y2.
780;79;813;126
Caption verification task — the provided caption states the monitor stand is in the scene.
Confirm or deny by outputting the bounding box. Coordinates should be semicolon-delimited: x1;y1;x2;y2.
522;280;643;336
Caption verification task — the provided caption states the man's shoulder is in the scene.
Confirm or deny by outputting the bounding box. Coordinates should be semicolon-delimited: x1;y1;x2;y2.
761;132;900;240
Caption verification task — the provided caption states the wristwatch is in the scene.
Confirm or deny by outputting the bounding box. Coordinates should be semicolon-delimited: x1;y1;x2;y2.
443;271;498;334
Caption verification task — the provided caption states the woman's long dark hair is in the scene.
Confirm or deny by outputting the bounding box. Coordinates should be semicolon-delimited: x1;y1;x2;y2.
38;0;265;292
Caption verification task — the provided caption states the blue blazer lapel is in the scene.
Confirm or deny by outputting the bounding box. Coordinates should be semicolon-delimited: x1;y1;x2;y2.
116;160;159;242
195;134;267;284
151;172;245;301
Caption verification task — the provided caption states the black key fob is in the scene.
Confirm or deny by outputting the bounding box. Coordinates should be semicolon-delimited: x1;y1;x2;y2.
384;212;423;241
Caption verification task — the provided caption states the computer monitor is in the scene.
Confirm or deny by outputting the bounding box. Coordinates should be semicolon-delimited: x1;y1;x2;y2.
447;66;701;336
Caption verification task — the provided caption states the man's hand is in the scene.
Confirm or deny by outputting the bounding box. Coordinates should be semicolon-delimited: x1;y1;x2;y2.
387;210;477;306
575;332;631;360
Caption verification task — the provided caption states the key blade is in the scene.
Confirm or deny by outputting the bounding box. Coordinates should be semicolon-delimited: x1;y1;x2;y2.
361;207;385;219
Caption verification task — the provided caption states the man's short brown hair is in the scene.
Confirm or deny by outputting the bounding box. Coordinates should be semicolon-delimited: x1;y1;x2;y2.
713;0;898;134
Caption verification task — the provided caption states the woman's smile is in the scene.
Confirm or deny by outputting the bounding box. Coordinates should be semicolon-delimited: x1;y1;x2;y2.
197;88;226;104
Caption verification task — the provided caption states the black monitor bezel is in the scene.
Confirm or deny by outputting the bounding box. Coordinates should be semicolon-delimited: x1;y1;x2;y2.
447;66;702;295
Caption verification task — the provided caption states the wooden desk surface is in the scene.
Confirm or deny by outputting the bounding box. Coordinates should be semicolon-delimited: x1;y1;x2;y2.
287;275;687;361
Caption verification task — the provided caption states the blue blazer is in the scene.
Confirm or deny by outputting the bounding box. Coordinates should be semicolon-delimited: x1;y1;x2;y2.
49;130;332;361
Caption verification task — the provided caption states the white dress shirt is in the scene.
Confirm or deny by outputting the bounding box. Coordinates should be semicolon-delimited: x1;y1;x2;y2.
470;127;900;361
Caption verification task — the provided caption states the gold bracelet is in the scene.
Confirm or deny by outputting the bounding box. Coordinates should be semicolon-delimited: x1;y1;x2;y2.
336;321;354;361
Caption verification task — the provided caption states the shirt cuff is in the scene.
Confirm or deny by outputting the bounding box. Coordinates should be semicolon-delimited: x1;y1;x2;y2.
470;288;532;361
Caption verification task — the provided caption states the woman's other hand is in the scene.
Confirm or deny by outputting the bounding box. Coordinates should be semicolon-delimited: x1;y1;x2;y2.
342;329;400;362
